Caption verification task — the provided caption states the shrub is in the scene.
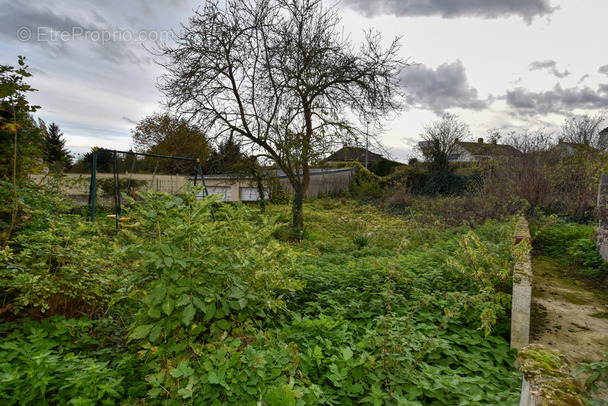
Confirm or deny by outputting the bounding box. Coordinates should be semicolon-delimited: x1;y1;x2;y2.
533;221;595;258
349;168;383;199
0;217;124;318
120;186;304;403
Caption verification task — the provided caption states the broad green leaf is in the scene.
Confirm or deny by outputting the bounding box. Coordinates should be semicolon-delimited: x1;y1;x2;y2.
192;297;205;312
342;347;353;361
216;319;232;331
176;294;191;307
149;324;162;342
150;286;165;305
229;286;245;299
205;303;216;322
148;305;161;319
238;298;248;309
130;324;153;340
162;298;175;316
159;244;173;256
182;303;196;326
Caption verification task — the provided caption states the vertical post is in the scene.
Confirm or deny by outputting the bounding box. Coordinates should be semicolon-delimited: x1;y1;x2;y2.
112;150;121;228
196;159;215;221
365;121;370;170
89;147;98;222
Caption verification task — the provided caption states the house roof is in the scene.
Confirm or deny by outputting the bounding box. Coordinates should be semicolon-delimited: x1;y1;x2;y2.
324;146;383;162
599;127;608;135
455;141;521;158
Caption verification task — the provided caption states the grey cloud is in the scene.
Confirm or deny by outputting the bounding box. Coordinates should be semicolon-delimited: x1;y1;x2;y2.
528;60;570;79
599;65;608;76
0;2;143;65
340;0;556;23
122;116;138;125
505;84;608;116
400;60;488;114
0;2;87;38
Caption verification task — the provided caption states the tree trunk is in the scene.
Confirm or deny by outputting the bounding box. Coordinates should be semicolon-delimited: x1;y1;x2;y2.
291;182;304;231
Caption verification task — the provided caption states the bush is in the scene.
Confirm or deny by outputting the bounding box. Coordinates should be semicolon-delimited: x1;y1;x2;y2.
349;168;383;199
533;221;595;258
120;187;304;403
532;220;608;278
0;219;124;318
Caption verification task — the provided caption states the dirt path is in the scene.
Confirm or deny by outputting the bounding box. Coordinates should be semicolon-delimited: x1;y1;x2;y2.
530;255;608;399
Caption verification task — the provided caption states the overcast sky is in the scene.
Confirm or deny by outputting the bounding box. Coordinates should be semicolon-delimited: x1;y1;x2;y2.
1;0;607;162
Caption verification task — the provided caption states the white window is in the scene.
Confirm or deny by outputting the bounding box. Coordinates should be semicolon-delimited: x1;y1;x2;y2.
198;186;231;201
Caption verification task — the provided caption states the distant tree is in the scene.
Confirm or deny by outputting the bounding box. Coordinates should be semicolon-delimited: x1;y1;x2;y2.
500;128;555;207
419;113;470;171
561;111;607;148
416;113;471;195
157;0;405;229
82;148;114;173
504;127;554;154
131;112;211;174
205;134;246;174
40;120;73;170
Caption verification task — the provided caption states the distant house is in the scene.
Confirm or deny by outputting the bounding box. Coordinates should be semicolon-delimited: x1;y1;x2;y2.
550;138;600;157
418;138;521;163
450;138;521;162
550;139;584;157
600;127;608;150
324;146;384;167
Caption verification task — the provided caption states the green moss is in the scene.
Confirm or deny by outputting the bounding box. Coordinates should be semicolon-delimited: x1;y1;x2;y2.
517;345;587;406
563;294;585;305
590;312;608;319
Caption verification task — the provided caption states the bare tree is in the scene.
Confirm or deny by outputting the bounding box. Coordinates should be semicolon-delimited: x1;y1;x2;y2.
502;128;555;207
418;113;470;169
503;127;554;154
561;110;607;148
157;0;405;229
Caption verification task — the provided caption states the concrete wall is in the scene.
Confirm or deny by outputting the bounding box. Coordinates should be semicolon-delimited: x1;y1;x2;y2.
204;168;356;201
511;218;535;406
32;168;357;203
512;217;532;349
279;168;356;198
31;173;192;195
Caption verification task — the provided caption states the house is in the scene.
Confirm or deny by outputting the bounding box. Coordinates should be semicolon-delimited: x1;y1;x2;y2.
550;139;585;157
324;146;384;168
450;138;521;162
549;138;605;158
599;127;608;150
418;138;521;163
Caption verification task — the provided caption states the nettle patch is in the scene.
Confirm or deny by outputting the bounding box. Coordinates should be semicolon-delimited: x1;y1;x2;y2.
1;191;525;405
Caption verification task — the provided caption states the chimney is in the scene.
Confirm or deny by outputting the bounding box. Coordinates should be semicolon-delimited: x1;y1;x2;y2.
454;138;459;143
492;139;497;145
478;138;484;144
558;138;564;144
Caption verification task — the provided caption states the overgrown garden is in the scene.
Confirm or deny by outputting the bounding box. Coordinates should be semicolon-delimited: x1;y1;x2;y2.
1;181;527;405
